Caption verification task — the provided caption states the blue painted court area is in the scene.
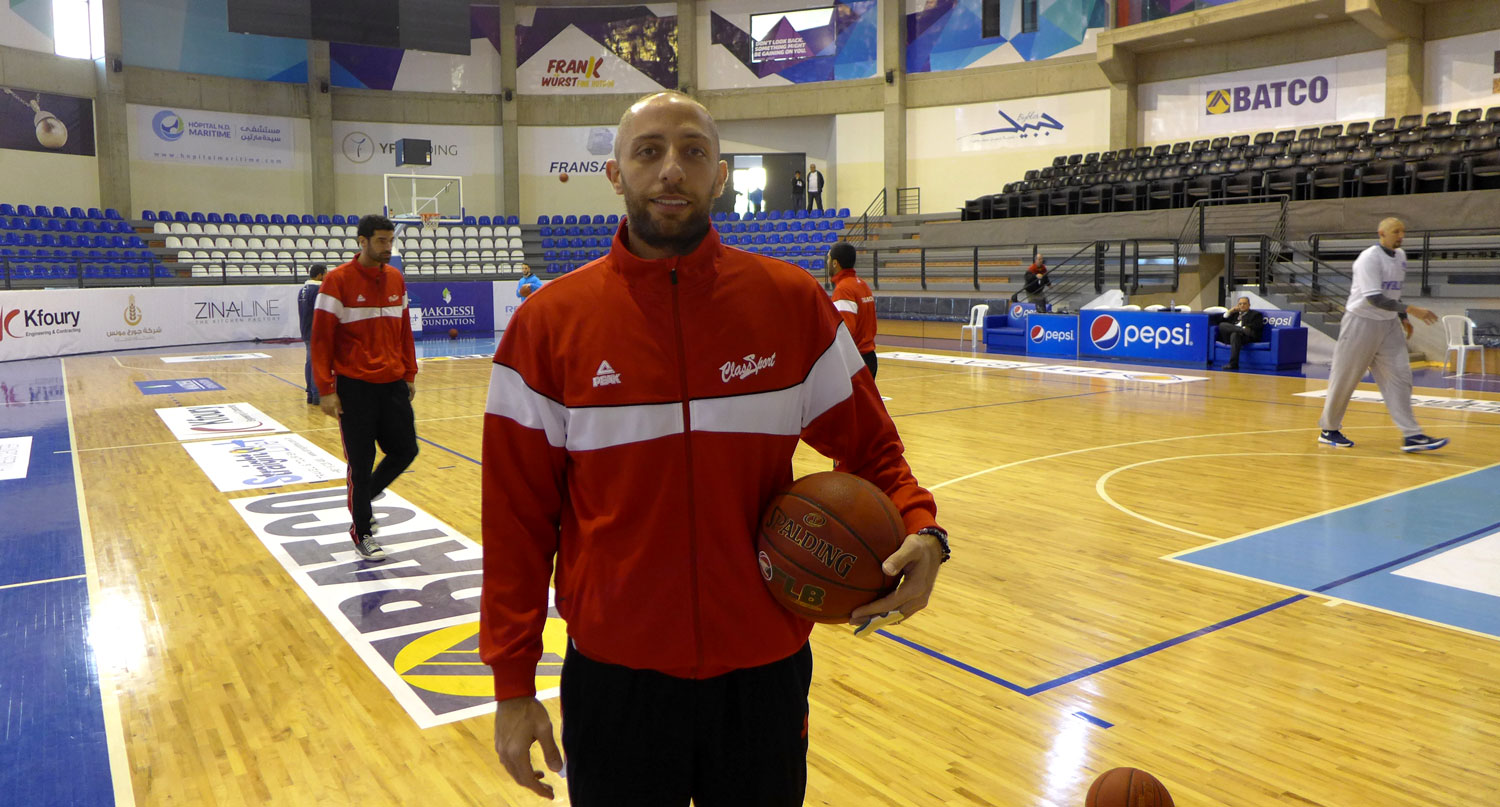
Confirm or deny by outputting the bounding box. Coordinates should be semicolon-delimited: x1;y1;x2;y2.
1176;464;1500;639
0;358;117;807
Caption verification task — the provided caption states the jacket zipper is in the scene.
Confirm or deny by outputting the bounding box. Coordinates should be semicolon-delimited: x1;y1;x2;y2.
669;263;705;673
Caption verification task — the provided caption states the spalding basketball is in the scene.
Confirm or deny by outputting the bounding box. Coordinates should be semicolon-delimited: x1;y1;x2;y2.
559;172;569;183
448;328;458;339
756;472;905;623
1085;768;1174;807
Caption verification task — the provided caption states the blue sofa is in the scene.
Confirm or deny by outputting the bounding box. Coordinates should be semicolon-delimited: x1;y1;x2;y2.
1212;308;1308;370
983;302;1037;354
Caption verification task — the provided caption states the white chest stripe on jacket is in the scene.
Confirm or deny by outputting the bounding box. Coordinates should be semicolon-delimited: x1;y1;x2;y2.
337;305;406;323
315;292;407;323
484;325;866;451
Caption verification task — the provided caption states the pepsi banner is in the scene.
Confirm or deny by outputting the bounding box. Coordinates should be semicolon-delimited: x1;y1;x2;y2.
1025;313;1078;358
407;282;494;334
1078;310;1212;366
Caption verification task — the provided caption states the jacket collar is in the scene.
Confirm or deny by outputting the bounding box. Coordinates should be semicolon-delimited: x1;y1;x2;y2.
608;219;722;288
832;269;857;284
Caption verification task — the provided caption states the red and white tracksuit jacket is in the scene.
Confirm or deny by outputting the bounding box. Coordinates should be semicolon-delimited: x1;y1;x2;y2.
479;224;941;701
831;269;877;354
310;258;417;396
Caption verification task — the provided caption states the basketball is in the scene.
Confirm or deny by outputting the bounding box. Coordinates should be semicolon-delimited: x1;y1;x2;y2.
756;471;905;623
448;328;458;339
1085;768;1174;807
559;172;569;183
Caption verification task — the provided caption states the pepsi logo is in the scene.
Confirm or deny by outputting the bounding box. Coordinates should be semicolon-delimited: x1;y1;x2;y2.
1030;324;1044;342
1090;314;1121;350
1011;304;1026;319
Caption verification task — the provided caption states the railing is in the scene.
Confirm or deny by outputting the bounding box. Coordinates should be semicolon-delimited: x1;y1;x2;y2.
1177;194;1290;251
1223;233;1351;326
859;238;1182;300
3;255;172;289
847;188;887;246
896;187;921;215
1310;226;1500;296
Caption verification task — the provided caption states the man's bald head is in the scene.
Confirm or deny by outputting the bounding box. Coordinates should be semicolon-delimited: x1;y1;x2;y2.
1377;217;1406;250
614;91;720;161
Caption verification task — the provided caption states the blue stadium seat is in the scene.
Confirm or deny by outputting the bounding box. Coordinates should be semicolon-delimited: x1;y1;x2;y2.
537;215;549;225
190;212;205;223
505;215;519;226
0;204;14;215
477;215;491;226
35;205;53;217
142;210;157;221
463;215;477;225
270;214;285;224
606;214;619;224
104;208;122;220
315;214;331;225
17;205;34;217
564;215;578;225
207;213;222;223
331;215;345;225
160;210;174;221
69;207;85;218
589;215;603;225
344;213;358;224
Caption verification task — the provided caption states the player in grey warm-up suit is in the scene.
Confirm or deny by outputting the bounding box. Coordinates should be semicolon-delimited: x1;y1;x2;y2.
1318;218;1448;452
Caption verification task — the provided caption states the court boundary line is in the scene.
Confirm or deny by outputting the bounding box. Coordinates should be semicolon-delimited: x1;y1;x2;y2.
0;573;86;591
1096;453;1484;542
62;357;137;807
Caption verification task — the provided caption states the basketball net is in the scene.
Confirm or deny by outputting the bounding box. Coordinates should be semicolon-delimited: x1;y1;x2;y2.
420;212;442;234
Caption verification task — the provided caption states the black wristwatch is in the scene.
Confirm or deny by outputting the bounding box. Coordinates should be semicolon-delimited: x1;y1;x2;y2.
917;526;950;563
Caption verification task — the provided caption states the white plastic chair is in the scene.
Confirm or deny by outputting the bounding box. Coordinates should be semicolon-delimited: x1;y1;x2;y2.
1143;304;1166;312
960;304;989;350
1442;315;1486;376
1204;305;1228;315
1173;304;1192;312
1121;304;1143;311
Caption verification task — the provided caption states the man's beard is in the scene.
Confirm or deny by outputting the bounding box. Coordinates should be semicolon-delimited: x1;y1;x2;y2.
623;192;712;256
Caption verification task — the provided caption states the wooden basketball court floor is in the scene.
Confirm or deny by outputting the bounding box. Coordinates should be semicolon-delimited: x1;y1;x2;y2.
3;334;1498;807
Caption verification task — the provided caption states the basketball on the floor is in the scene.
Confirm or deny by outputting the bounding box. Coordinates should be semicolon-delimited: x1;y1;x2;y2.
448;328;458;339
1085;768;1174;807
756;472;905;623
559;172;569;182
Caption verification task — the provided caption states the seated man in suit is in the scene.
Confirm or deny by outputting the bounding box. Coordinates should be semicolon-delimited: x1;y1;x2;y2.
1217;296;1265;370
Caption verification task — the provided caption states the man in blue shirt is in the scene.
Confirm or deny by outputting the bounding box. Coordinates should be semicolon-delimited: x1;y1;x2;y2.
297;264;327;404
516;264;543;299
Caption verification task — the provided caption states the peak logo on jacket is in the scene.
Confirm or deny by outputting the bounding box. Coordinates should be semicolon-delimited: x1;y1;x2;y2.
721;353;776;383
592;360;621;387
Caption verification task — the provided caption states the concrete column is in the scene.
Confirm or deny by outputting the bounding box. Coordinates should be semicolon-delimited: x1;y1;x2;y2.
1385;37;1424;119
1110;82;1137;151
881;0;905;213
500;0;520;219
93;0;131;214
306;40;334;215
676;0;696;94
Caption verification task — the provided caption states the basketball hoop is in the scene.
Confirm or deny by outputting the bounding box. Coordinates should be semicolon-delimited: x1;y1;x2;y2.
420;212;442;234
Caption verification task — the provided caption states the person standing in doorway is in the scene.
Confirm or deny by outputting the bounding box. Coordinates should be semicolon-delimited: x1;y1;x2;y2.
828;241;878;379
747;184;763;216
792;170;806;211
298;263;327;404
806;163;825;212
1317;217;1447;452
311;214;421;561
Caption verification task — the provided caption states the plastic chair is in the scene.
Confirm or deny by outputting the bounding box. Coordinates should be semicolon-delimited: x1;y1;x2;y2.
1121;304;1142;311
960;304;989;350
1173;305;1192;312
1442;315;1486;376
1143;304;1166;312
